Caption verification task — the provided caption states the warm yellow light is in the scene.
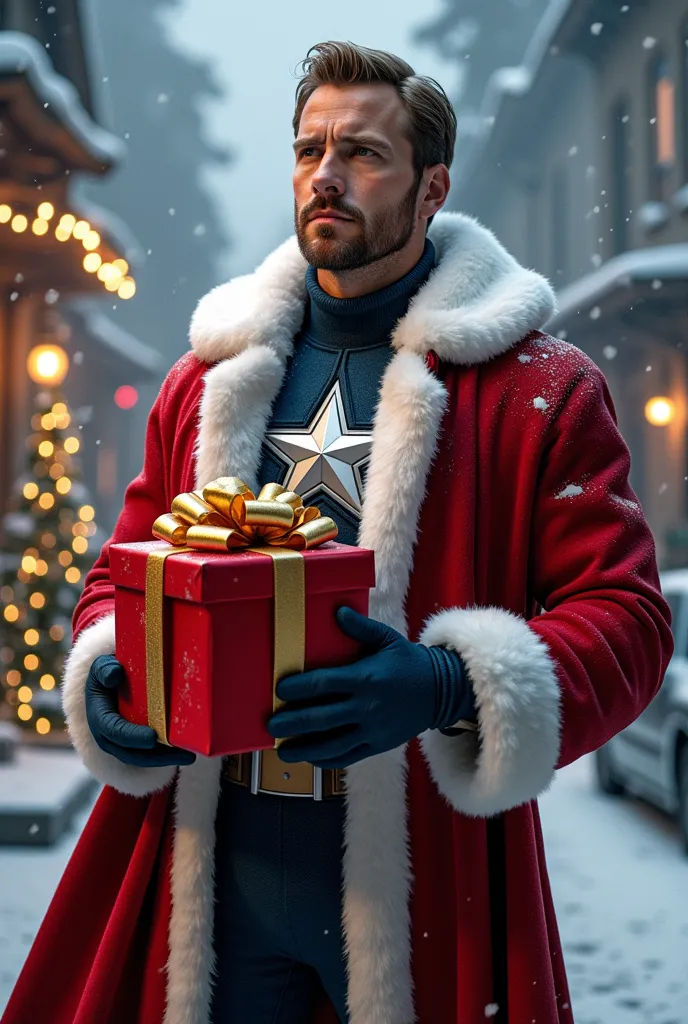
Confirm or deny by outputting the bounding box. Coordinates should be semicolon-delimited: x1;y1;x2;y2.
72;219;90;240
55;477;72;495
17;685;33;703
24;629;39;646
65;566;81;584
34;560;48;576
30;593;46;609
17;704;33;721
55;226;71;242
49;625;65;641
24;547;39;558
37;202;55;220
36;718;51;735
83;252;102;273
52;402;67;414
645;396;676;426
0;204;12;223
49;463;65;480
58;550;73;567
3;604;19;623
96;262;114;282
72;536;88;555
38;440;54;457
64;436;80;454
40;674;56;690
21;556;37;574
79;505;95;522
38;493;55;510
118;277;137;300
23;482;39;500
104;277;121;292
82;230;100;250
73;522;88;537
24;654;39;670
6;670;21;686
55;414;70;430
11;214;28;233
41;413;57;430
59;213;76;231
27;344;69;386
32;218;49;236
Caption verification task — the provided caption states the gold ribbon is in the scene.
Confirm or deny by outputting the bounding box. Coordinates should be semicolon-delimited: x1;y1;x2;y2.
146;478;338;747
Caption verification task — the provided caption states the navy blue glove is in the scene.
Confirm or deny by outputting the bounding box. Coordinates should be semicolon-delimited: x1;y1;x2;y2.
85;654;196;768
267;606;476;769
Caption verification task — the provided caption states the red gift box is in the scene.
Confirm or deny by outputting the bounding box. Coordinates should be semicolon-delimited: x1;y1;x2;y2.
110;540;376;756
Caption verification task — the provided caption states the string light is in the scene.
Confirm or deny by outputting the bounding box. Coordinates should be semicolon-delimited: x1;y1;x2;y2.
64;437;80;454
0;203;136;296
55;477;72;495
65;567;81;584
40;674;55;691
17;705;33;721
23;482;39;500
79;505;95;522
17;686;32;703
24;654;39;670
36;718;51;735
3;605;19;623
29;593;45;609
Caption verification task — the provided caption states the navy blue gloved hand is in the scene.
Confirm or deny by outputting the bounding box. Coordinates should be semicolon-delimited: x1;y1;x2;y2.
85;654;196;768
267;607;474;769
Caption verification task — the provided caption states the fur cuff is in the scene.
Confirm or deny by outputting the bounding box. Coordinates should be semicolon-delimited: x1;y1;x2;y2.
61;613;177;797
418;606;561;816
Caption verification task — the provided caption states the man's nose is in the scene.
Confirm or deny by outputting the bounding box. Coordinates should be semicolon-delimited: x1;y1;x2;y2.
312;154;345;195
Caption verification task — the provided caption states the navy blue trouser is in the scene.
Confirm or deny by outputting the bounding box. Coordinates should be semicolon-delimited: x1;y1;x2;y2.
210;775;350;1023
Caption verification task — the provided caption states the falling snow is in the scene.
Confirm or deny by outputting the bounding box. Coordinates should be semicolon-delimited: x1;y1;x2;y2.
602;346;617;360
556;484;584;499
643;36;657;49
589;306;601;320
533;396;549;412
518;354;532;363
590;23;603;36
157;92;169;104
484;1005;499;1019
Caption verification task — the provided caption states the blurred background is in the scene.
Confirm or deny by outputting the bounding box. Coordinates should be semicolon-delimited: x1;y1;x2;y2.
2;1;688;1020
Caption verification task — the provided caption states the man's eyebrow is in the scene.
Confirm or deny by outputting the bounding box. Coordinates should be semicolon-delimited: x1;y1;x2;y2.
292;134;392;154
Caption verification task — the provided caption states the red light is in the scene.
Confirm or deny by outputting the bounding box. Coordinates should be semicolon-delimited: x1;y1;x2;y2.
114;385;138;410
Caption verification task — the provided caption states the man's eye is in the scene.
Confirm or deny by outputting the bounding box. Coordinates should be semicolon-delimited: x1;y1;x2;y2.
355;147;377;157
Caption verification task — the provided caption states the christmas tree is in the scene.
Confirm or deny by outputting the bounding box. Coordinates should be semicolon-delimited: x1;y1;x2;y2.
0;383;100;737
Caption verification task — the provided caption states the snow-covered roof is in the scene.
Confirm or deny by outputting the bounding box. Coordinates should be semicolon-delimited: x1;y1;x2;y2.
66;300;162;377
0;31;124;166
548;245;688;328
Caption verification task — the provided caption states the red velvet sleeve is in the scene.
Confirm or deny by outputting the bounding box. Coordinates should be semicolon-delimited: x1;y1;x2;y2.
527;361;674;768
71;385;170;641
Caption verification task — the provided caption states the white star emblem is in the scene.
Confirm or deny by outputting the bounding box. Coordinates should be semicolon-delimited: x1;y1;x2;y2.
265;381;372;512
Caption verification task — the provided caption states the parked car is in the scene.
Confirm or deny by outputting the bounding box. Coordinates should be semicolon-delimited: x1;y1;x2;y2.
594;569;688;854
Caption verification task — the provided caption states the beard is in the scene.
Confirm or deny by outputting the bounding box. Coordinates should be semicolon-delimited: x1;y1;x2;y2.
294;174;421;272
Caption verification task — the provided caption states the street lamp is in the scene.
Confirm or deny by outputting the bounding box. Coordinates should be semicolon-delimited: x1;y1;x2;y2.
26;344;69;387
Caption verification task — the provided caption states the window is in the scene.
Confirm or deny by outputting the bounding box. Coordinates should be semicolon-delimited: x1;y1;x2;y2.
611;99;632;254
648;55;676;200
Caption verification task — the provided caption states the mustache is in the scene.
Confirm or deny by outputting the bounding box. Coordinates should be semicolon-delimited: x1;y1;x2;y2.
302;198;361;223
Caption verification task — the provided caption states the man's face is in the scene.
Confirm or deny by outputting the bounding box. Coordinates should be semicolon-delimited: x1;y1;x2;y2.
293;82;424;271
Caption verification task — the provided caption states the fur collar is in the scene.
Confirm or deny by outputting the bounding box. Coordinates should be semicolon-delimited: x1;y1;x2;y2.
189;211;556;368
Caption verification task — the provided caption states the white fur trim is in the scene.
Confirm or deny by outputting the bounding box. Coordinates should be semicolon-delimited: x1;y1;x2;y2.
189;211;556;368
194;345;286;491
418;606;562;817
61;613;177;797
338;349;448;1023
164;756;222;1024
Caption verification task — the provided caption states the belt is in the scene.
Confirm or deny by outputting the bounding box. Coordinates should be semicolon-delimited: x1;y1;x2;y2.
224;749;346;800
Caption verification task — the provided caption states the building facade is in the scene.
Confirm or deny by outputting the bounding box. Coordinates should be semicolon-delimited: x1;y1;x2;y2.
451;0;688;567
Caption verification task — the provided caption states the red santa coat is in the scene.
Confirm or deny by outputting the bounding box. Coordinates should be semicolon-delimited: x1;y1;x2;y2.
4;212;673;1024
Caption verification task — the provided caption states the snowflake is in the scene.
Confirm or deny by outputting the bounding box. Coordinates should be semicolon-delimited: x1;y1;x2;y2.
590;22;603;35
518;354;532;363
193;223;207;236
651;279;663;290
568;145;578;156
589;306;601;320
643;36;656;49
157;93;169;104
602;345;617;360
484;1006;499;1019
10;291;18;302
556;484;584;499
45;289;59;304
169;208;176;216
533;397;549;412
591;253;602;267
646;365;652;372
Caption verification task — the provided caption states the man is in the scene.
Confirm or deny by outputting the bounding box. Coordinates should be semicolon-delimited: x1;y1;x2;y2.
5;40;673;1024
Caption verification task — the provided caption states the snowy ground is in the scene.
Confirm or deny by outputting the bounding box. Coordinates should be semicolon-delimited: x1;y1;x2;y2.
0;755;687;1020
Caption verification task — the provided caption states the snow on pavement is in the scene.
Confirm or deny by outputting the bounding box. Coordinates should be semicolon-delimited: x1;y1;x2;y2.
539;754;688;1024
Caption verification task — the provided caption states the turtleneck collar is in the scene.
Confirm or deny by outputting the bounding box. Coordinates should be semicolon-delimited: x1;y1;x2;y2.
302;237;436;350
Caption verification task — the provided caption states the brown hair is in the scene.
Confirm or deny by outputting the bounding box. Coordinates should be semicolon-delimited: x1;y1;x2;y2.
293;40;457;180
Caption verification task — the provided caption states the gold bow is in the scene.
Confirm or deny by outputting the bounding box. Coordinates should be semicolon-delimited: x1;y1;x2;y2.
144;479;338;747
151;476;338;551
